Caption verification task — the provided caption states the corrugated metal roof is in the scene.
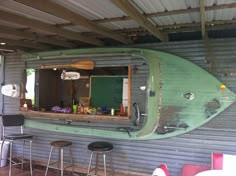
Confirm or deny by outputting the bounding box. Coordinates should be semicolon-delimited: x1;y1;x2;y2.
0;0;69;24
99;20;140;30
207;9;236;21
132;0;236;27
0;0;235;51
0;0;235;31
52;0;127;20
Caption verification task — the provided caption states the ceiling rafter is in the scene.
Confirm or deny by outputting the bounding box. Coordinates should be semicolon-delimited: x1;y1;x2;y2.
200;0;206;39
83;19;236;38
0;10;104;46
91;3;236;24
0;25;77;48
0;45;23;52
0;37;51;49
111;0;167;42
15;0;132;44
163;23;236;34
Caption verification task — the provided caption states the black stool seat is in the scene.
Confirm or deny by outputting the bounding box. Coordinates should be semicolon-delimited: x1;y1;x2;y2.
50;140;72;147
4;133;33;140
87;141;113;176
88;141;113;152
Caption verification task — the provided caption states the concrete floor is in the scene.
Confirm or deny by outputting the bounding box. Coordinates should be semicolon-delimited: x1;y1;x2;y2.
0;165;84;176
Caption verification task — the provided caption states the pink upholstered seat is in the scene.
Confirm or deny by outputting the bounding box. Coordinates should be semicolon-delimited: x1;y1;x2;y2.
181;164;210;176
152;164;169;176
212;152;236;171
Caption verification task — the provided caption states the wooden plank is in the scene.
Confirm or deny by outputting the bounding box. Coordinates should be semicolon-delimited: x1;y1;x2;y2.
0;25;77;48
200;0;207;39
0;37;50;49
111;0;167;41
0;45;24;51
15;0;132;44
0;10;104;46
108;20;236;36
21;111;130;121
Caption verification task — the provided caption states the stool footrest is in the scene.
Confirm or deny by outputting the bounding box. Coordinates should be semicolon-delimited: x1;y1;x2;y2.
48;161;73;170
10;157;30;166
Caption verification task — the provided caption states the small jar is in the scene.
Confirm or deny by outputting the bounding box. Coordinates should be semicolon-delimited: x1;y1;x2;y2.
111;108;115;116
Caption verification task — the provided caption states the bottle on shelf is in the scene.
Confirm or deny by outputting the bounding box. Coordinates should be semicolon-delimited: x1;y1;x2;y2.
72;97;78;113
23;101;28;111
120;104;124;114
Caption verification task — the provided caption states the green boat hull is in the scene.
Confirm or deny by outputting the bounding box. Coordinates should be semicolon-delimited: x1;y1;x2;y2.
22;48;236;140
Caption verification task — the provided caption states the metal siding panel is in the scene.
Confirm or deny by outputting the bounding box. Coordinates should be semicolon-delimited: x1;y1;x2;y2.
2;38;236;175
0;55;4;117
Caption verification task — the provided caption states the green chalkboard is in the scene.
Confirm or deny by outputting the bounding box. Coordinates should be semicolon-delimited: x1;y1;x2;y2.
90;76;126;109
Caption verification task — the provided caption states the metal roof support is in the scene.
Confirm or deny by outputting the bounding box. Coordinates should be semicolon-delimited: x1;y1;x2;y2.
200;0;207;39
111;0;168;42
15;0;132;44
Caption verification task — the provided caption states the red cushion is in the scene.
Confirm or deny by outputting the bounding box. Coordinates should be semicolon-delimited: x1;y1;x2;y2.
211;153;223;170
159;164;169;176
152;164;169;176
182;164;210;176
211;152;236;171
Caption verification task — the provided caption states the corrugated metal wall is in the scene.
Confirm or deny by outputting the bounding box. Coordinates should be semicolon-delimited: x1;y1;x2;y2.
1;38;236;176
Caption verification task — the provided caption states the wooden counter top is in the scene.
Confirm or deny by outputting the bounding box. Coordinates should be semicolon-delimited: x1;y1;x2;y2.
20;110;130;121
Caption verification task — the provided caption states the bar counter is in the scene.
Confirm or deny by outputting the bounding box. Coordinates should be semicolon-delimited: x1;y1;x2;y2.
20;110;130;121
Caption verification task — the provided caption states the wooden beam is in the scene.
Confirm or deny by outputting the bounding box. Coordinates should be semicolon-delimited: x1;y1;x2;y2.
111;0;167;41
0;45;20;52
200;0;206;39
15;0;132;44
84;20;236;37
0;10;104;46
93;3;236;24
0;25;77;48
0;37;50;49
206;23;236;31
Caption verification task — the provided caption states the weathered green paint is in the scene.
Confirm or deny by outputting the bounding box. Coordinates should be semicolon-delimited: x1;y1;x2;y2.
22;48;236;140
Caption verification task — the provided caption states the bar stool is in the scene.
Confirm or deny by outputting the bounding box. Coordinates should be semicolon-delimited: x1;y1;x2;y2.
45;140;74;176
1;114;33;176
87;141;113;176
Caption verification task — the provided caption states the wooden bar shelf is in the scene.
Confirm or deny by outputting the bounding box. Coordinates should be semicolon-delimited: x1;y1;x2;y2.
20;110;130;121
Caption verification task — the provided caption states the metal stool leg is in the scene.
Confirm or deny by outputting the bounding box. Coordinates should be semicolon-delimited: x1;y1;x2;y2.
103;154;106;176
29;140;33;176
9;141;13;176
45;146;54;176
57;149;60;176
60;148;63;176
87;151;94;176
95;153;99;175
22;140;25;170
0;140;5;168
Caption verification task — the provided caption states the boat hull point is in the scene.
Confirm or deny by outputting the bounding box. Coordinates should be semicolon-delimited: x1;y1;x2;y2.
22;48;236;140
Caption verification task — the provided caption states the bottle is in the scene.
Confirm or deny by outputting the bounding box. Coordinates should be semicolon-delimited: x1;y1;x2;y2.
23;101;28;111
72;97;77;113
72;97;76;106
120;104;124;114
111;108;115;116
